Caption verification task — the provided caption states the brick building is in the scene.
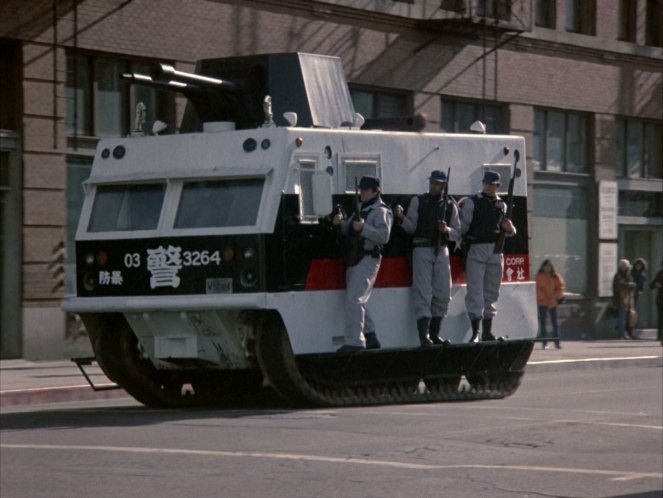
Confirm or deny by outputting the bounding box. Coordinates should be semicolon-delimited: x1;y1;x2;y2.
1;0;661;359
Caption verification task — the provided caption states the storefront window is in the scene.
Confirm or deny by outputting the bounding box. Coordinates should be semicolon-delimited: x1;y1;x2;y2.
532;185;588;293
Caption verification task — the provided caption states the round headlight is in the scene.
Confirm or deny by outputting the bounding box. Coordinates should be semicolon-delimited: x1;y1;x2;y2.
240;269;257;287
83;272;96;292
242;247;256;259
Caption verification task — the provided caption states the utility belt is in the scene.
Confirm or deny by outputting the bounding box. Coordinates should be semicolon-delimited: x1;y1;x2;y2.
465;236;499;244
364;245;383;259
343;242;382;267
412;239;435;248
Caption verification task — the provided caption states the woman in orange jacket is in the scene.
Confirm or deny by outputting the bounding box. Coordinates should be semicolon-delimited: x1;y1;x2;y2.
536;259;565;349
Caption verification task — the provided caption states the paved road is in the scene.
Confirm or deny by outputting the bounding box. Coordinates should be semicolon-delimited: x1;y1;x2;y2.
1;339;661;406
1;364;661;498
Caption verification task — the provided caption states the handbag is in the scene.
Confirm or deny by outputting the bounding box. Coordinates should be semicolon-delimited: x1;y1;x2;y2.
627;308;638;328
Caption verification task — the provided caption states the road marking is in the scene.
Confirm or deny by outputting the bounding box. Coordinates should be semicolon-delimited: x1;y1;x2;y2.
528;355;661;365
567;420;662;431
2;443;660;482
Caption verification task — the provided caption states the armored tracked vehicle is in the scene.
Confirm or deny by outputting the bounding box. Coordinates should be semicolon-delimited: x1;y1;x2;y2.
63;53;536;407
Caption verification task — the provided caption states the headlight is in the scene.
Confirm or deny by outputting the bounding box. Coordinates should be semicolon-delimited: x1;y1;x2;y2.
83;272;96;291
240;269;257;287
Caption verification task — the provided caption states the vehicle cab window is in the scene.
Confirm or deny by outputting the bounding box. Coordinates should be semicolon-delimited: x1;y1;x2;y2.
88;183;165;232
174;178;263;228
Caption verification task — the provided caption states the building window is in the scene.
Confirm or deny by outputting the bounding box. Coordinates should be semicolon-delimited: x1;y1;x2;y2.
535;0;556;28
66;52;174;138
619;0;637;42
619;190;663;217
565;0;596;35
66;156;93;294
616;118;663;179
533;109;589;173
532;185;588;293
441;98;507;134
646;0;663;47
475;0;512;21
349;86;411;119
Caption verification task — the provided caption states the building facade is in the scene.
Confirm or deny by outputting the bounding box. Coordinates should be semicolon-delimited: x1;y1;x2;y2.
1;0;661;359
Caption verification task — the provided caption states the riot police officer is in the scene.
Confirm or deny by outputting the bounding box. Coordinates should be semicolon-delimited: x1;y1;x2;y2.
394;170;460;346
459;170;516;342
333;176;393;352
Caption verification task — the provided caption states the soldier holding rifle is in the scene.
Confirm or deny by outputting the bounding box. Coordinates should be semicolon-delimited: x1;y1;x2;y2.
333;176;393;353
395;170;460;347
459;169;517;342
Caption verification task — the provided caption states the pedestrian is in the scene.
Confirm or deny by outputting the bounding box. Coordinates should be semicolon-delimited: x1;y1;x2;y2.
459;170;516;342
394;170;461;346
628;258;647;336
612;259;636;340
631;258;647;309
535;259;565;349
650;260;663;342
333;176;393;352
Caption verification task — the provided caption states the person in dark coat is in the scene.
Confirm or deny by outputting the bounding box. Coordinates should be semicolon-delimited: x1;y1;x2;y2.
612;259;636;340
650;260;663;342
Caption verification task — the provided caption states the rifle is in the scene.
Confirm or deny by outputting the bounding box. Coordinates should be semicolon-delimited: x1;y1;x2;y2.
494;149;520;254
346;177;364;266
435;167;451;256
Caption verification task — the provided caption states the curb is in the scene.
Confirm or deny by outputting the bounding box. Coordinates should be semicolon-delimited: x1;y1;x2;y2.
0;385;129;408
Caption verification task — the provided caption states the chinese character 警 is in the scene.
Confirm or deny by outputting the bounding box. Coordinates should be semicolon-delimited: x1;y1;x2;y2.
146;245;182;288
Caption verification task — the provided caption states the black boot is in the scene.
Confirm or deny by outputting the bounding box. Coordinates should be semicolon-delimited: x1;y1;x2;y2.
364;332;381;350
429;316;448;345
417;317;433;347
481;318;497;341
470;318;480;343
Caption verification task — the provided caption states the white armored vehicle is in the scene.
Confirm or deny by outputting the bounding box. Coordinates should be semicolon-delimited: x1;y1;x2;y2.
64;53;536;407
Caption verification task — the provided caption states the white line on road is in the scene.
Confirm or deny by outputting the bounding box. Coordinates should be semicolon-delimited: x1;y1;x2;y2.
2;443;660;482
528;355;661;365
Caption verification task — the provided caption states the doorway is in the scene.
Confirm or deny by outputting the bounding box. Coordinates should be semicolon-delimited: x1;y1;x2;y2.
0;131;21;358
620;227;663;328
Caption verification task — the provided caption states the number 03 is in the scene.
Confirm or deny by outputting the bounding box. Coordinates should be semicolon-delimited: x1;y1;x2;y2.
124;252;141;268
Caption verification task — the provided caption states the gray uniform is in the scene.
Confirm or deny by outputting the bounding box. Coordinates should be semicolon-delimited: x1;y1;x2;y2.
460;193;515;321
400;196;460;320
339;198;393;347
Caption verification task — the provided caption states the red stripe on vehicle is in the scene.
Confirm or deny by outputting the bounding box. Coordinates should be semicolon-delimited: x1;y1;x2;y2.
305;258;412;290
305;253;529;291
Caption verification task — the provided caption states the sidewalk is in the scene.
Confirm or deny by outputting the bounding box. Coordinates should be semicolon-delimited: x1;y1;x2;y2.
1;339;661;407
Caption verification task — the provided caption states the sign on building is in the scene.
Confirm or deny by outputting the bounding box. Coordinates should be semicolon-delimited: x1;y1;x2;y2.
598;242;618;297
598;181;618;240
